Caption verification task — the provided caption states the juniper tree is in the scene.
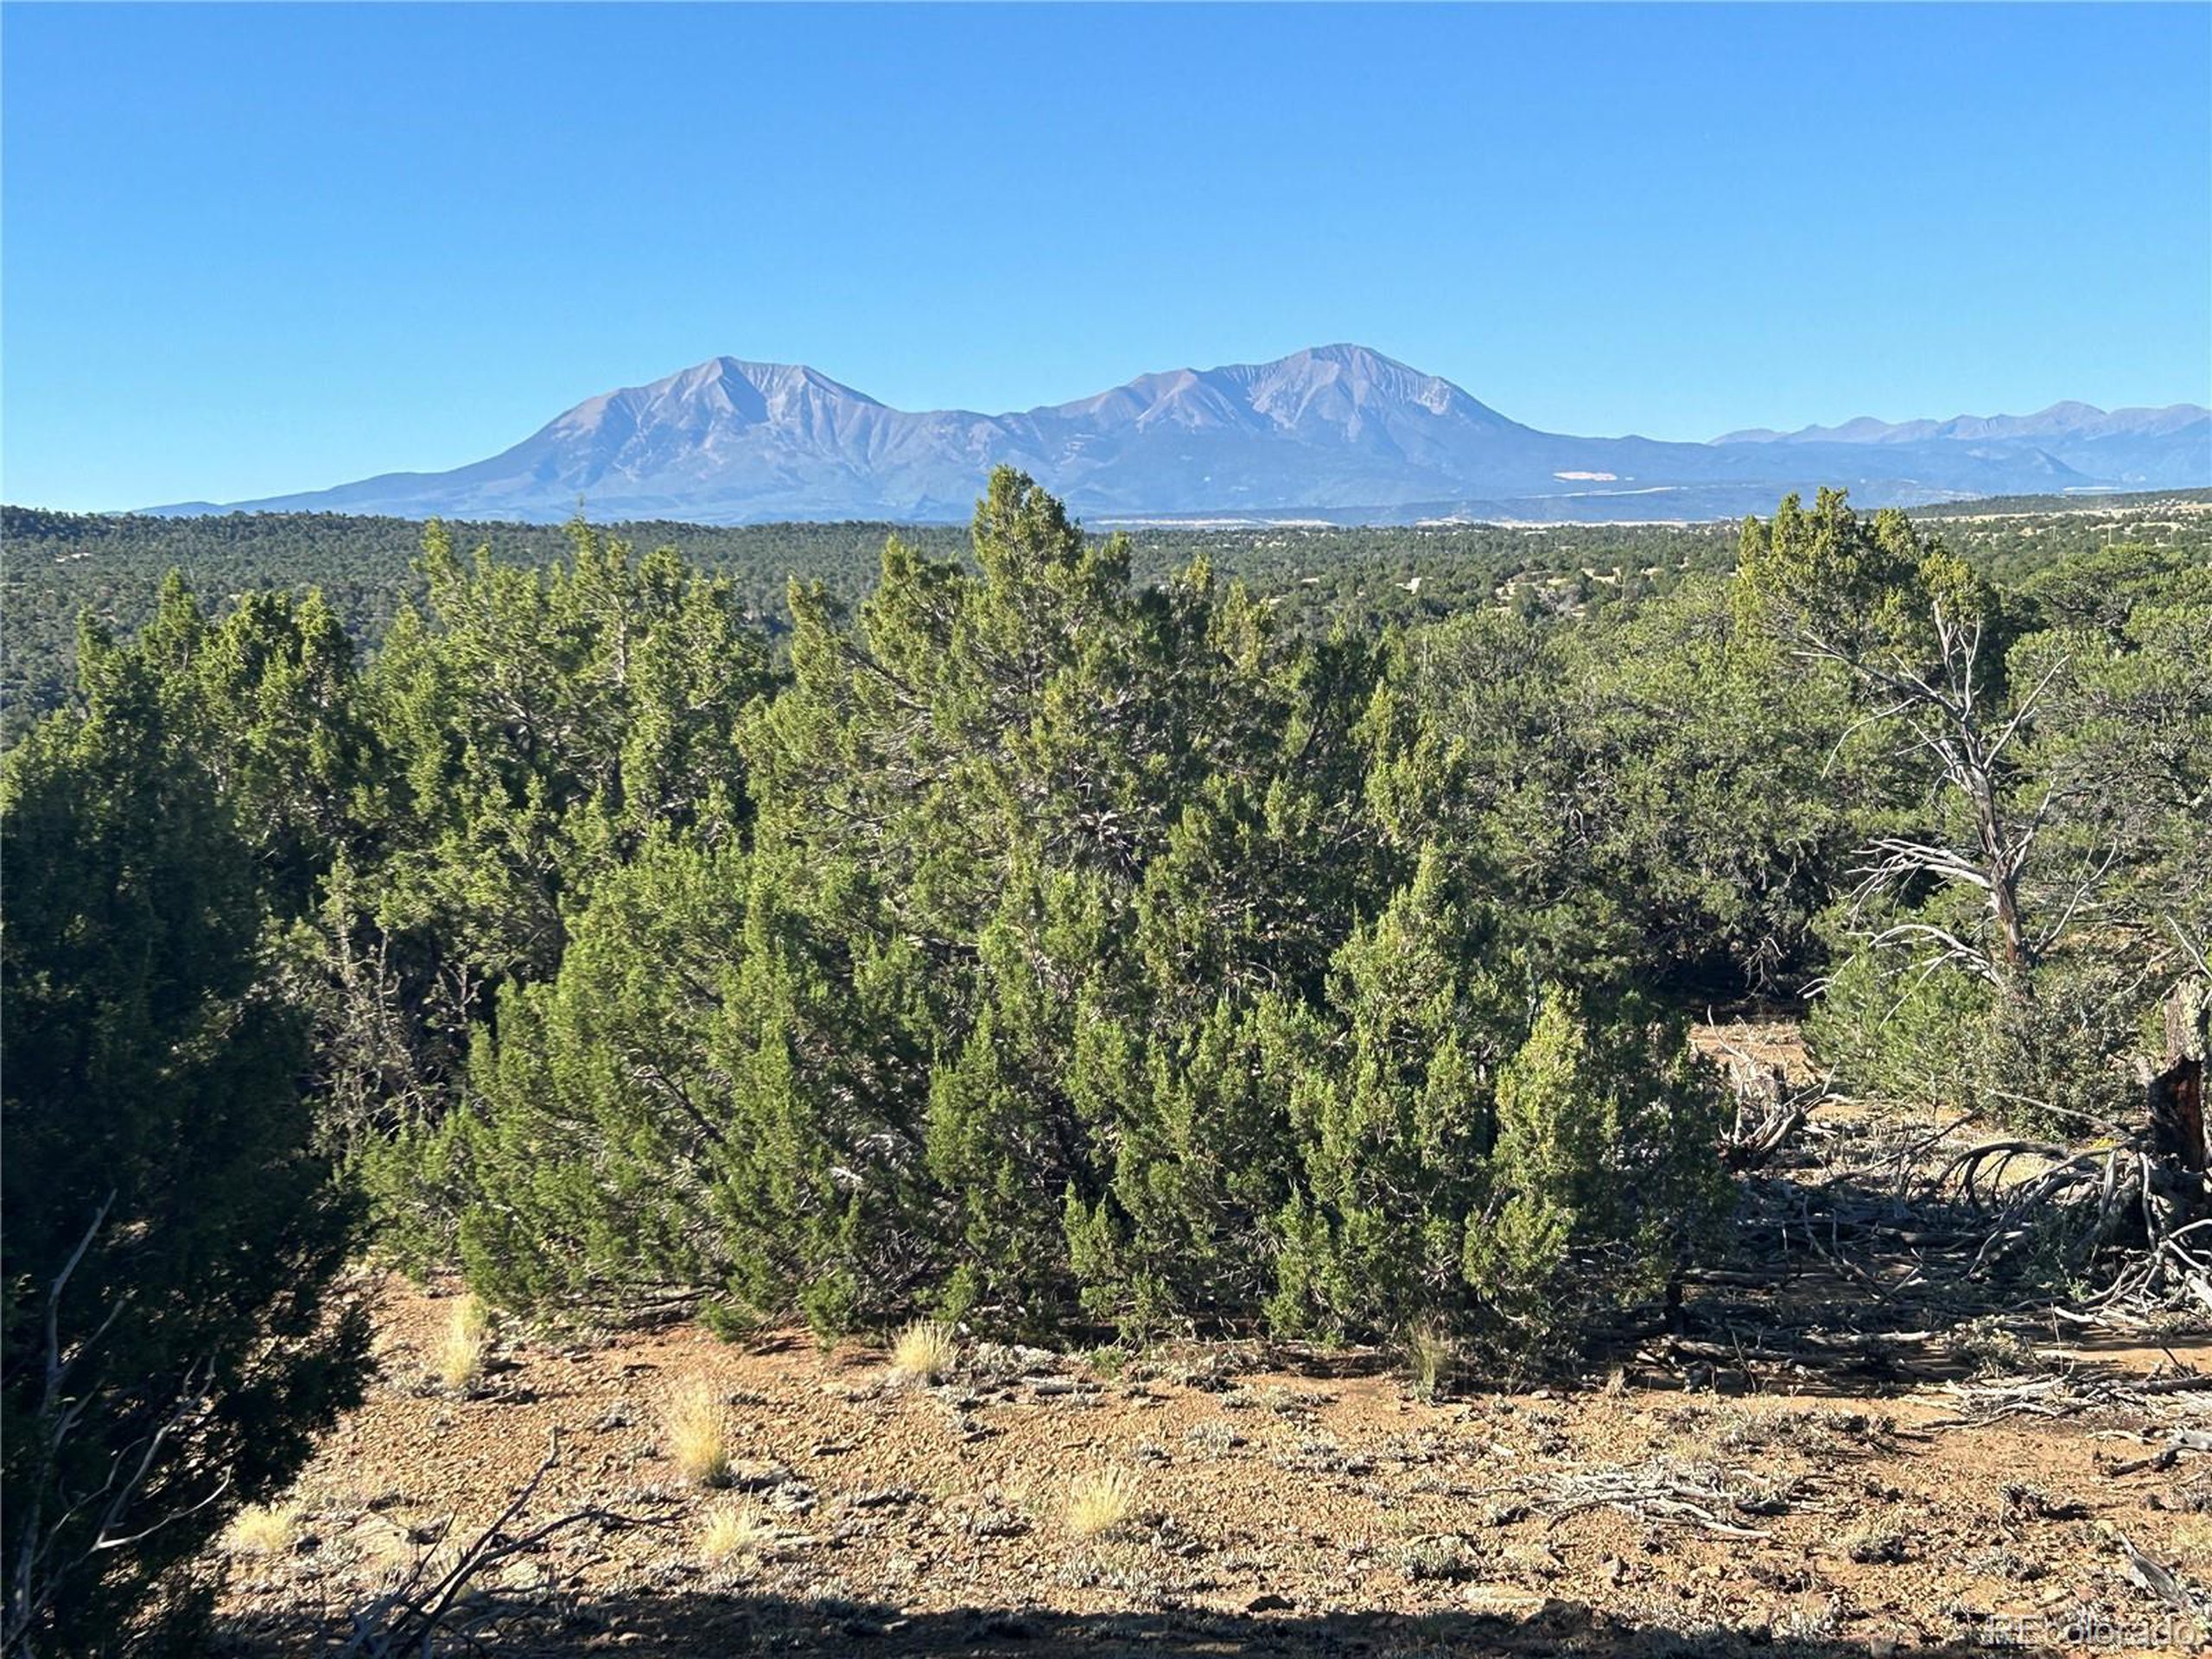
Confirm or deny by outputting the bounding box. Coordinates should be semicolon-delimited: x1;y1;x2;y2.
1470;987;1728;1357
417;468;1735;1357
438;835;754;1321
2;623;366;1656
339;521;772;1246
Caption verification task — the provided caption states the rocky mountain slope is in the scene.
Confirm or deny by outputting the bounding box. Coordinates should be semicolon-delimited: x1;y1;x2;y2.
153;346;2211;525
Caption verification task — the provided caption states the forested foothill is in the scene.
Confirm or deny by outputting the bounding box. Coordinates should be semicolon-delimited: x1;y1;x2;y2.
3;474;2209;1651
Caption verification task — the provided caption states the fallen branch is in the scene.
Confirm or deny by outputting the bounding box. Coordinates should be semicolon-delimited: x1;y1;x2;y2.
342;1429;671;1658
1529;1460;1779;1540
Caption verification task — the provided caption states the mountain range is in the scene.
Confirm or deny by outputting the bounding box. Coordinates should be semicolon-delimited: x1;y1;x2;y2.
149;346;2211;525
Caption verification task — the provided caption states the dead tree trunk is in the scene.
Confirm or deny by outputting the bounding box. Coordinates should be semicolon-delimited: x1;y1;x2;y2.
2150;977;2210;1178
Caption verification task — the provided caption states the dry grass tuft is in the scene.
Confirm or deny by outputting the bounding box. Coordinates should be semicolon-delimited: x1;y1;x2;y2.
1065;1466;1140;1541
888;1318;958;1384
697;1497;774;1562
2165;1517;2212;1575
664;1379;733;1487
1403;1319;1456;1403
1844;1516;1913;1565
1396;1532;1480;1582
435;1295;491;1393
226;1502;301;1558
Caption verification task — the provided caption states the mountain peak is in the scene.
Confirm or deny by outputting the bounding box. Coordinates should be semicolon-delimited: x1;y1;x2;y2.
675;357;884;408
160;350;2209;525
1281;342;1414;371
1236;344;1509;429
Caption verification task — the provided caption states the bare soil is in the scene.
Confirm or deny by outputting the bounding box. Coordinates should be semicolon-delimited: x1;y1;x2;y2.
213;1270;2212;1658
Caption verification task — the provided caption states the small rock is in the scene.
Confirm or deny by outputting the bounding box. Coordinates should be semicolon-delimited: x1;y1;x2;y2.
766;1483;818;1515
728;1460;798;1492
1246;1592;1294;1613
1504;1541;1564;1576
1460;1583;1549;1618
846;1486;922;1510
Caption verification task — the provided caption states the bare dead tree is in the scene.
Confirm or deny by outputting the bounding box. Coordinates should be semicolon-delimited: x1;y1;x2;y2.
1792;593;2074;1002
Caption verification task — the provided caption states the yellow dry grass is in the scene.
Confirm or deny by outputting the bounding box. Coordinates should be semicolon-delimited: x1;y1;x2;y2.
1403;1319;1455;1403
887;1318;958;1384
1064;1466;1139;1541
697;1497;774;1562
226;1502;300;1558
663;1378;732;1486
435;1295;490;1393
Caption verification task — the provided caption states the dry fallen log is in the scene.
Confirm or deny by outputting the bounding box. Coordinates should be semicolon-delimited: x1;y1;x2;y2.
1898;980;2212;1328
1943;1370;2212;1429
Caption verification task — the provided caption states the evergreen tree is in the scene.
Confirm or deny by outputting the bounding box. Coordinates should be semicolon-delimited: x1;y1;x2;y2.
416;468;1736;1358
440;835;754;1321
2;625;366;1655
1471;987;1728;1357
337;520;772;1247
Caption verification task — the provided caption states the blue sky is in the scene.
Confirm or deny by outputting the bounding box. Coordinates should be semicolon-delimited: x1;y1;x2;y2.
3;3;2207;512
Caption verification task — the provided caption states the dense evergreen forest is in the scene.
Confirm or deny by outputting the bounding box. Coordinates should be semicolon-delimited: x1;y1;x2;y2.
13;488;2203;745
4;473;2209;1649
2;505;1757;743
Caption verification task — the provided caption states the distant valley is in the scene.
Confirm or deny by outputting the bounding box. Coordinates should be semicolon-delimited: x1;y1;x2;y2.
147;345;2210;526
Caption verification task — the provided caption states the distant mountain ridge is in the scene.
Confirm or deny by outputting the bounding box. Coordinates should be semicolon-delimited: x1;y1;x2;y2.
148;346;2212;525
1717;401;2209;445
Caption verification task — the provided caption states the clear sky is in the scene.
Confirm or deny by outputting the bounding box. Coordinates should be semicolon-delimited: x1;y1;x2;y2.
3;2;2207;512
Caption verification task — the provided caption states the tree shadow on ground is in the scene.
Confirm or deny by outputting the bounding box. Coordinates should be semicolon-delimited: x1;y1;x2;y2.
214;1587;2056;1658
1610;1154;2209;1399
